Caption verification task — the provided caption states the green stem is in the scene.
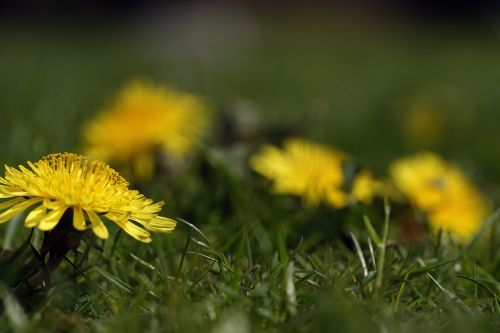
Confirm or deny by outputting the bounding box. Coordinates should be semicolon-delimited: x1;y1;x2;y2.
375;198;390;298
175;227;192;281
15;211;82;297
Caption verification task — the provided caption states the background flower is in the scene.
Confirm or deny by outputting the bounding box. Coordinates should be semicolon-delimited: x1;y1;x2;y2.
83;80;210;180
250;138;378;208
390;152;490;241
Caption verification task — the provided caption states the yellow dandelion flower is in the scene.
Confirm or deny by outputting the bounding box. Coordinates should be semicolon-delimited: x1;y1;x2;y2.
430;185;490;241
390;152;456;210
83;80;209;179
352;170;377;205
390;152;489;241
250;138;377;208
401;100;447;148
0;153;176;243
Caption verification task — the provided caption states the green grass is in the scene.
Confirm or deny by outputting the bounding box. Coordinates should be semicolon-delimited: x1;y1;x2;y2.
0;152;498;333
1;10;500;332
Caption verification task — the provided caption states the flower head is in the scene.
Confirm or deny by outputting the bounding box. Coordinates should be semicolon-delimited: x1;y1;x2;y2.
390;152;489;241
400;98;447;148
250;138;376;208
0;153;176;243
352;170;378;205
83;80;209;179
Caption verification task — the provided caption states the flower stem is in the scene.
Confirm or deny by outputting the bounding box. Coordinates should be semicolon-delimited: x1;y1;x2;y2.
375;198;391;298
15;211;82;297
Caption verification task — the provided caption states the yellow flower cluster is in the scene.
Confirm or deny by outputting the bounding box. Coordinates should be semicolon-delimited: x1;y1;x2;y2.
250;138;377;208
390;152;490;241
83;80;209;179
0;153;176;243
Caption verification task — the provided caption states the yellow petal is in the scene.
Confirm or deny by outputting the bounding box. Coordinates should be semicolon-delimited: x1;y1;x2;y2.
112;218;151;243
143;216;176;233
325;189;348;209
0;198;43;223
104;211;129;221
73;207;86;231
25;204;46;227
38;205;67;231
86;210;109;239
43;199;63;210
352;171;375;204
0;197;25;211
0;185;28;198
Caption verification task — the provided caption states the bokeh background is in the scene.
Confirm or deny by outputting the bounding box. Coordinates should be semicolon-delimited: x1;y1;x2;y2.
2;0;500;192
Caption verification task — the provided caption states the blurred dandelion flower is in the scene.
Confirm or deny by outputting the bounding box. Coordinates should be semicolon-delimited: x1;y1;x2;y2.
250;138;376;208
390;152;489;241
0;153;176;243
352;170;377;204
83;80;209;179
401;100;447;148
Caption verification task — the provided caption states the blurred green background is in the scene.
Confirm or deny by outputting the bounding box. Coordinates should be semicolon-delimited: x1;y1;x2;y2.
1;1;500;191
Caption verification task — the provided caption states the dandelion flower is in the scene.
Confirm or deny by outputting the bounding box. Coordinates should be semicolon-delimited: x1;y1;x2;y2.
352;170;377;205
0;153;176;243
401;99;447;148
83;80;209;179
250;138;376;208
390;152;489;241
